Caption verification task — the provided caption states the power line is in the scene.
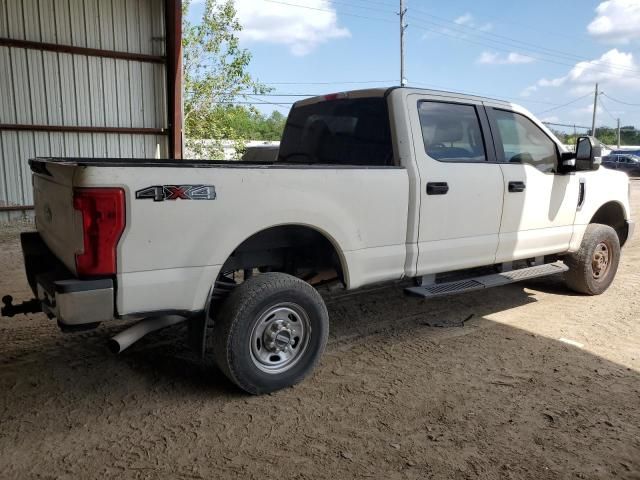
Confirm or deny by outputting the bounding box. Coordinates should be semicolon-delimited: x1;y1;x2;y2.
406;13;640;75
394;1;638;74
327;0;640;75
410;22;640;77
240;87;593;110
246;88;572;109
405;81;559;106
210;101;295;105
320;0;396;14
189;83;609;115
535;93;593;115
260;79;397;85
410;23;559;66
599;96;619;123
601;93;640;107
245;94;292;110
263;0;640;80
239;93;318;97
343;0;593;43
264;0;640;74
342;0;398;7
543;121;590;130
264;0;393;23
470;11;589;44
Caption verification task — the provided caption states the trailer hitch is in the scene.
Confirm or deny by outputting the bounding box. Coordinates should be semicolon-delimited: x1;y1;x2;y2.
1;295;42;318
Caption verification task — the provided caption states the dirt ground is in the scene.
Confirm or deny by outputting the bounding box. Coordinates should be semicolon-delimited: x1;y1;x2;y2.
1;184;639;480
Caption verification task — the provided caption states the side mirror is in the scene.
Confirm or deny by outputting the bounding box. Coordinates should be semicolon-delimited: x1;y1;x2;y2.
575;136;602;171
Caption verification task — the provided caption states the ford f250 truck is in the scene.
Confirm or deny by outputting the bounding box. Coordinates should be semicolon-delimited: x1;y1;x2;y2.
1;87;634;394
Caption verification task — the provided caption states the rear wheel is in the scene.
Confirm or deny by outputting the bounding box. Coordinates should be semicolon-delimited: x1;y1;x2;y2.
212;272;329;394
564;223;620;295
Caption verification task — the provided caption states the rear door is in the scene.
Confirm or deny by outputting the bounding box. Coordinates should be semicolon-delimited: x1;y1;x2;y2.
407;94;505;275
486;107;581;261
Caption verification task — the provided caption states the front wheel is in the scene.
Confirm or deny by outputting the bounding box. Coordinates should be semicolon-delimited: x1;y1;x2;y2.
212;272;329;394
564;223;620;295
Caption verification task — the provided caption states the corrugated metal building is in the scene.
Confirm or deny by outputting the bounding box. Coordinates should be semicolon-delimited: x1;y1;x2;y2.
0;0;183;222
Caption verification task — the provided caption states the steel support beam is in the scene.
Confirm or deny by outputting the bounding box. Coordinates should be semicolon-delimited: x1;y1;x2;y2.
165;0;183;159
0;38;166;64
0;124;166;135
0;205;34;212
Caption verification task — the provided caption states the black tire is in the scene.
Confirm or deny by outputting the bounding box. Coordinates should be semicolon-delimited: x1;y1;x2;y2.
564;223;620;295
212;272;329;394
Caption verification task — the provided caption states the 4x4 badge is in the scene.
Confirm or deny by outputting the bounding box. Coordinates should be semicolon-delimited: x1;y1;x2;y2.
135;185;216;202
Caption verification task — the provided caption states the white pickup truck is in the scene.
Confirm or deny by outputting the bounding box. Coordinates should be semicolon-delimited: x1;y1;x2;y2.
2;87;634;394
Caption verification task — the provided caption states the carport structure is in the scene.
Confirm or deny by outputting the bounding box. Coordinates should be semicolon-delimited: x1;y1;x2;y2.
0;0;183;221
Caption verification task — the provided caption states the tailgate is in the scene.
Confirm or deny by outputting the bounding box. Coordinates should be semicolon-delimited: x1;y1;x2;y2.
32;161;82;274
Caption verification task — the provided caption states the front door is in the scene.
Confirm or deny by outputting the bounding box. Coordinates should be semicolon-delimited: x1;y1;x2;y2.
486;107;581;262
407;95;505;275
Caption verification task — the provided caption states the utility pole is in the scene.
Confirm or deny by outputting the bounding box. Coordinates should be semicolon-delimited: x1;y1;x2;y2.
399;0;407;86
617;118;621;149
591;83;598;137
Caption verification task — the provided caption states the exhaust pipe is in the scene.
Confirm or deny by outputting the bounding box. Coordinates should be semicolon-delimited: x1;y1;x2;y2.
109;315;187;353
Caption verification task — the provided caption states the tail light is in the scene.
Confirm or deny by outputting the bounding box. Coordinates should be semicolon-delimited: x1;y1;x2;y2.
73;188;126;276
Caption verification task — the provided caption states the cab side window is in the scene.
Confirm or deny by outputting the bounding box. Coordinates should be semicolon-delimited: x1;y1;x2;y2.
493;109;558;173
418;101;487;163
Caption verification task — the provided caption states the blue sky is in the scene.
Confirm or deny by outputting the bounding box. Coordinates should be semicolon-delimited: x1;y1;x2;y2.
188;0;640;131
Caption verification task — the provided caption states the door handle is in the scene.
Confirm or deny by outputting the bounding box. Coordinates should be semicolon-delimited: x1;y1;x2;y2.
426;182;449;195
508;181;526;193
578;179;586;209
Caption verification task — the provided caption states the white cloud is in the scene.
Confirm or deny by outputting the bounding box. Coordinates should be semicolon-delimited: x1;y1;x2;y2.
454;13;473;26
538;77;567;87
477;51;535;65
520;85;538;97
521;48;640;96
588;0;640;43
448;12;492;34
453;13;492;31
233;0;350;56
567;48;639;85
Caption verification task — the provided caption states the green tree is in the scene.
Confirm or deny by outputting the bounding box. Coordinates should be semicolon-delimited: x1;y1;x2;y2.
182;0;269;158
203;106;287;142
564;126;638;149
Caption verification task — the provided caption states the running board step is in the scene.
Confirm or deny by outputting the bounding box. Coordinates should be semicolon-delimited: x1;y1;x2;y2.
405;262;568;298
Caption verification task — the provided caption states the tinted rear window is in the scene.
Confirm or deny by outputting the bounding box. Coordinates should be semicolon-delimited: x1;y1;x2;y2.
277;98;394;166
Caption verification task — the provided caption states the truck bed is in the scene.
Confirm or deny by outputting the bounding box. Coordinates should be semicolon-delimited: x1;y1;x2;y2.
29;155;410;316
30;157;403;169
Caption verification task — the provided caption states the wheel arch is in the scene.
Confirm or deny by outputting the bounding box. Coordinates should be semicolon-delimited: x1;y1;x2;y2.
589;200;630;246
217;223;351;287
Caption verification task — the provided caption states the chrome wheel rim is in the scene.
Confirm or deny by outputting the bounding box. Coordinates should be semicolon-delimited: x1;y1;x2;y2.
592;241;611;279
249;303;311;374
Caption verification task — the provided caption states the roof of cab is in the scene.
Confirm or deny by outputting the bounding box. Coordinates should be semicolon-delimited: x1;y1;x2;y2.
294;86;513;109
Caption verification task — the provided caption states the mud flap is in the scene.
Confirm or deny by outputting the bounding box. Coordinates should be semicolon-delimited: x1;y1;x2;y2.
187;312;208;361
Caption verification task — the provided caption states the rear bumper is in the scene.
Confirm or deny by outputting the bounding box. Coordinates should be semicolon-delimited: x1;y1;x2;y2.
21;232;115;327
627;220;635;244
36;274;114;326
